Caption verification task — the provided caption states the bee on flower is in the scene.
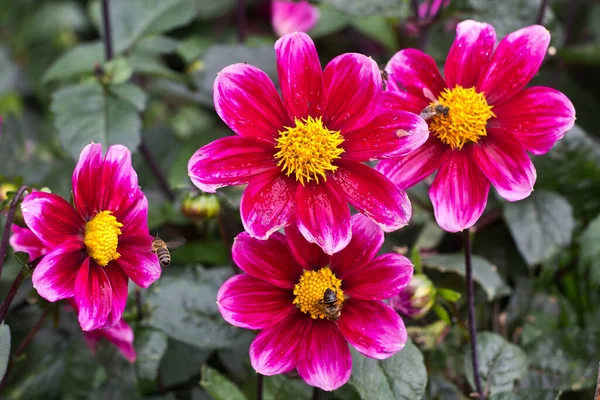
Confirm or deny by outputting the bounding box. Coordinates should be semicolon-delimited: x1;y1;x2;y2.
217;214;414;391
188;32;428;255
377;20;576;232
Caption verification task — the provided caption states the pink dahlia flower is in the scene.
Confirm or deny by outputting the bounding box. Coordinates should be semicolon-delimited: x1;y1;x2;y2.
377;20;576;232
217;214;414;391
188;32;428;254
272;1;320;37
20;143;161;331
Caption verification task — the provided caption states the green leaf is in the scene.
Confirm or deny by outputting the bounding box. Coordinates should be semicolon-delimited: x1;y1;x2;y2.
423;254;511;300
0;324;10;379
200;365;247;400
91;0;199;54
352;16;397;51
51;82;142;159
559;44;600;66
323;0;409;17
110;83;148;111
504;190;574;267
349;340;427;400
580;214;600;285
171;240;230;266
490;389;562;400
432;304;452;325
263;375;312;400
159;339;211;387
145;267;240;349
42;42;104;83
136;329;168;381
13;251;30;269
464;332;528;395
437;288;461;302
104;57;133;84
310;5;351;38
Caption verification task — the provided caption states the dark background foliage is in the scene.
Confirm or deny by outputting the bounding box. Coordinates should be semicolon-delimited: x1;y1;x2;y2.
0;0;599;399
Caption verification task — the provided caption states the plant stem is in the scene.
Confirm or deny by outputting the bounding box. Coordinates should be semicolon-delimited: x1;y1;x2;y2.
0;256;43;325
138;142;176;202
257;373;263;400
0;307;50;389
464;230;484;398
410;0;420;19
237;0;247;43
101;0;114;60
0;185;28;280
535;0;549;25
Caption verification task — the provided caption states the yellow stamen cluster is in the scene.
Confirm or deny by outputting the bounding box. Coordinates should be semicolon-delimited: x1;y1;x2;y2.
84;211;123;266
293;267;344;319
429;85;495;150
274;116;344;185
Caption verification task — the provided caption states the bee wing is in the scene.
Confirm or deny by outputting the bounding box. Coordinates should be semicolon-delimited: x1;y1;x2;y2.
419;110;437;121
422;87;437;103
165;237;186;249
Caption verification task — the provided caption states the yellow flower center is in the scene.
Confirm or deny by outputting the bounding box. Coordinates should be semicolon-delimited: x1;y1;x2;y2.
84;211;123;267
274;116;344;185
293;267;345;320
428;86;495;150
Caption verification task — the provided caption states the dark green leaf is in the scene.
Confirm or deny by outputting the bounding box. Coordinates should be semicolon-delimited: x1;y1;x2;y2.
423;254;511;300
42;42;104;83
136;329;168;381
200;365;247;400
349;340;427;400
159;339;211;387
579;214;600;285
504;190;574;267
559;44;600;66
0;324;10;379
51;82;142;159
171;240;230;266
323;0;409;17
263;375;312;400
432;304;452;325
145;267;240;349
464;332;528;395
437;288;462;302
490;389;562;400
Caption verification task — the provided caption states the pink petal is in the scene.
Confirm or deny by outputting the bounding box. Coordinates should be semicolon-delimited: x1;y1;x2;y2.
100;319;137;362
275;32;324;118
104;265;129;328
330;160;411;232
295;181;351;255
72;143;103;220
284;222;329;270
344;254;414;300
330;214;383;279
116;247;161;289
444;20;496;89
117;195;149;238
488;87;576;155
232;232;303;289
10;225;49;260
75;259;113;331
241;170;296;240
322;53;382;132
429;149;490;232
31;240;86;302
379;90;426;115
477;25;550;105
217;274;296;330
21;192;84;247
338;299;407;359
272;1;320;37
385;49;446;103
214;63;290;142
343;110;429;162
376;137;445;189
297;320;351;391
250;311;311;375
472;130;536;202
97;145;143;221
188;136;277;193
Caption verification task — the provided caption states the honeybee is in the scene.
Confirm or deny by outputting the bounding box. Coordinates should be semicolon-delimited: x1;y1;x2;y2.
151;236;185;267
318;288;344;321
419;88;449;120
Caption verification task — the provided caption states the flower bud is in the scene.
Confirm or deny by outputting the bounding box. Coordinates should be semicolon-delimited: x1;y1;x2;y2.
0;182;16;203
390;274;435;319
181;193;220;221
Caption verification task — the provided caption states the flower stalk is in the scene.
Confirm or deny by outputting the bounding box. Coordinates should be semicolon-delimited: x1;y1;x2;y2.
0;185;28;280
0;255;43;325
464;230;484;398
535;0;548;25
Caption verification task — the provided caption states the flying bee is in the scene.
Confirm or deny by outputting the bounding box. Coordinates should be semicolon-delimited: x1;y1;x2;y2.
151;236;185;267
419;88;449;121
317;288;344;321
